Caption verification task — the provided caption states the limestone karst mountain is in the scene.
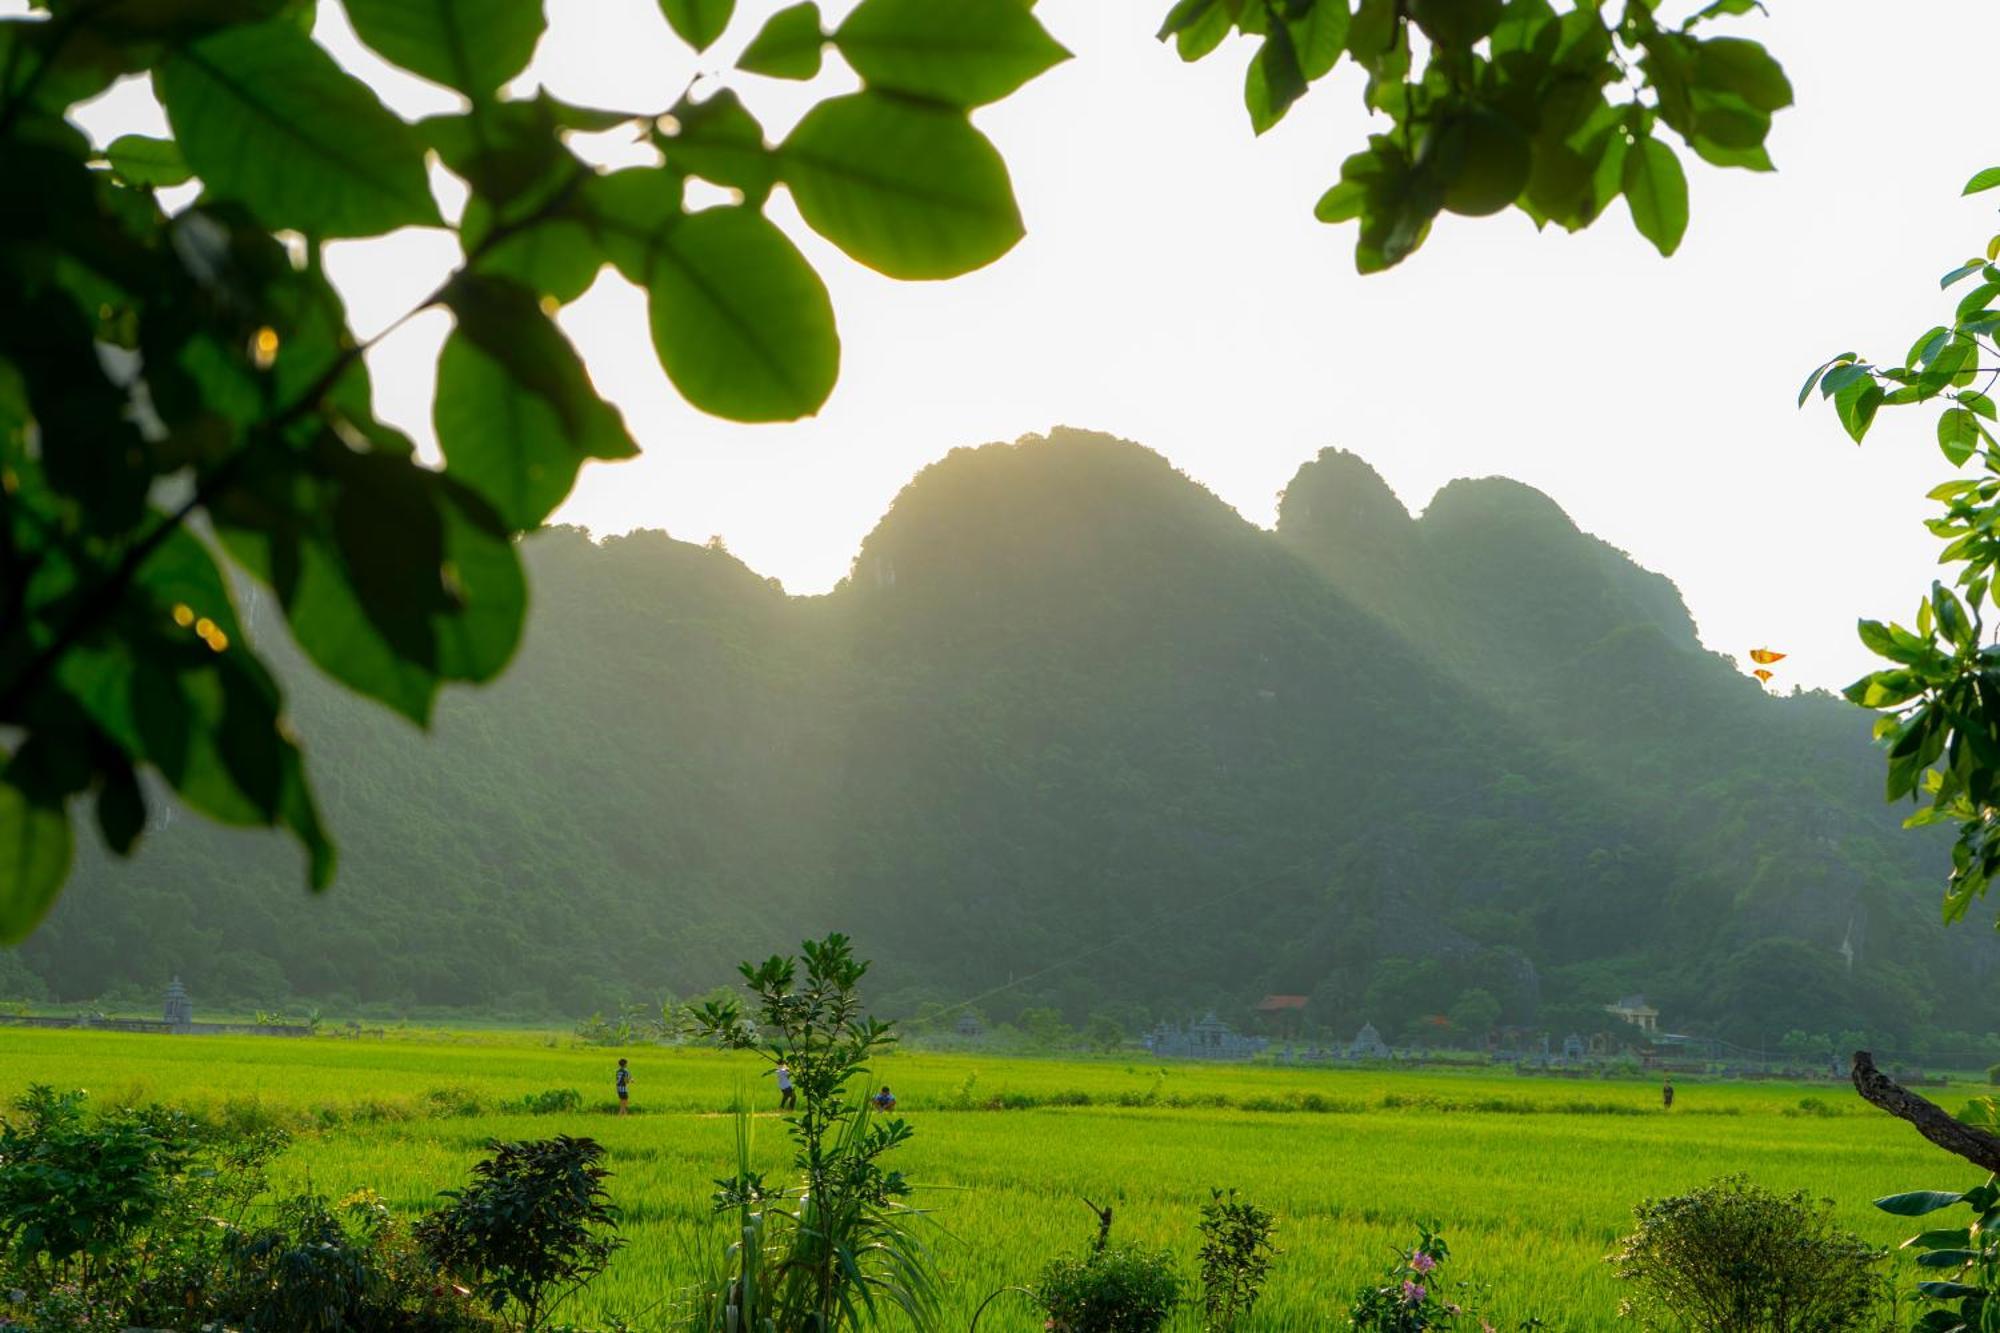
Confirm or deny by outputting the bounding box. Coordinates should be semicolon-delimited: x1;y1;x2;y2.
20;429;1973;1046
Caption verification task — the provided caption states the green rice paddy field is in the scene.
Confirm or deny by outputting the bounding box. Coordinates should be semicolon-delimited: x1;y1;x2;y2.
0;1027;1974;1330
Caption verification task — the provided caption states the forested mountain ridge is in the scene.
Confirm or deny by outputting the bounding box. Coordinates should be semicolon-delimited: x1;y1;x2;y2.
14;429;1984;1047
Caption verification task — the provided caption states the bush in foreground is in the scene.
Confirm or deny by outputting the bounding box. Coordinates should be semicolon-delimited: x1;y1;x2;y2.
1608;1175;1882;1332
1038;1245;1184;1333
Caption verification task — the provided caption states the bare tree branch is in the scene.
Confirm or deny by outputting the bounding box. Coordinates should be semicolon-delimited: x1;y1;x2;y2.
1852;1050;2000;1172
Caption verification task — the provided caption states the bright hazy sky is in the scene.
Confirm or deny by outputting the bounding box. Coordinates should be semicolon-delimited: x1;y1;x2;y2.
45;0;2000;691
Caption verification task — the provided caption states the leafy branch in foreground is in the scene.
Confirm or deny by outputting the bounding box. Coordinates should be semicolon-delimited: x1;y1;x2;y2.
1158;0;1792;271
1806;165;2000;930
0;0;1068;937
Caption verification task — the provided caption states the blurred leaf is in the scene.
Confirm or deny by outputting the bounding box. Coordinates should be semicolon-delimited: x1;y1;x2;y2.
1965;167;2000;197
1621;135;1688;256
1293;2;1349;80
737;2;824;80
345;0;545;97
659;0;734;51
780;92;1022;279
437;274;637;528
0;774;70;946
94;757;145;857
834;0;1069;108
661;89;775;202
647;206;838;421
1691;36;1791;111
1939;408;1980;467
465;205;603;306
1160;0;1233;61
157;19;440;237
1245;26;1307;135
105;133;192;187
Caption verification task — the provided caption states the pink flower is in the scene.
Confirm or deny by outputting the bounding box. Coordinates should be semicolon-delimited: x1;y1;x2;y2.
1402;1280;1426;1305
1411;1251;1437;1274
1482;1323;1496;1333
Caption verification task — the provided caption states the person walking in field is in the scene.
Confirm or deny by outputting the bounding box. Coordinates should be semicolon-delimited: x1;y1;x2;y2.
1661;1078;1674;1110
616;1057;631;1115
775;1061;796;1111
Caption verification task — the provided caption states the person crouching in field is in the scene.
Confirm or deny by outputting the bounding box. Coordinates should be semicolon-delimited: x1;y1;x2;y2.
616;1058;631;1115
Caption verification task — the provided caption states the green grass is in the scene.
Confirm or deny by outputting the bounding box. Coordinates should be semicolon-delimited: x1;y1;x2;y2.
0;1028;1974;1330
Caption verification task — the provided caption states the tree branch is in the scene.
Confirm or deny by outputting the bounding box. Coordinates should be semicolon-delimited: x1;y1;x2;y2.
1852;1050;2000;1172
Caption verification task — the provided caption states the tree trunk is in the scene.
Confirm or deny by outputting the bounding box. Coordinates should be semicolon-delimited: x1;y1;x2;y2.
1850;1050;2000;1172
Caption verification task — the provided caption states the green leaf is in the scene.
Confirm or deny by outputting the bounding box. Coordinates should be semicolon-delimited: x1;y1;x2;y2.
1162;0;1233;60
1689;88;1768;151
662;89;775;202
1917;1248;1985;1268
780;92;1023;280
214;447;526;725
1965;167;2000;197
1245;26;1307;135
465;205;603;307
105;133;192;187
1315;177;1367;224
1910;326;1951;368
646;206;838;422
1935;581;1975;650
737;2;824;80
1798;355;1855;408
1958;282;2000;323
1940;409;1981;466
157;19;440;238
1836;376;1885;443
438;274;637;528
1621;135;1688;256
833;0;1069;108
1691;36;1791;112
1941;259;1985;290
585;167;689;285
659;0;735;51
344;0;545;97
1293;1;1349;80
1904;1227;1975;1251
0;773;71;946
1877;1191;1970;1217
94;758;145;858
1685;0;1762;23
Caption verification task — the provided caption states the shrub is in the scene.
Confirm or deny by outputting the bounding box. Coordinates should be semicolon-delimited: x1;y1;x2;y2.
0;1086;188;1294
216;1189;495;1333
1197;1188;1277;1332
1608;1175;1883;1332
686;933;938;1332
501;1088;585;1116
418;1136;623;1333
1348;1225;1493;1331
0;1283;124;1332
1038;1247;1184;1333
